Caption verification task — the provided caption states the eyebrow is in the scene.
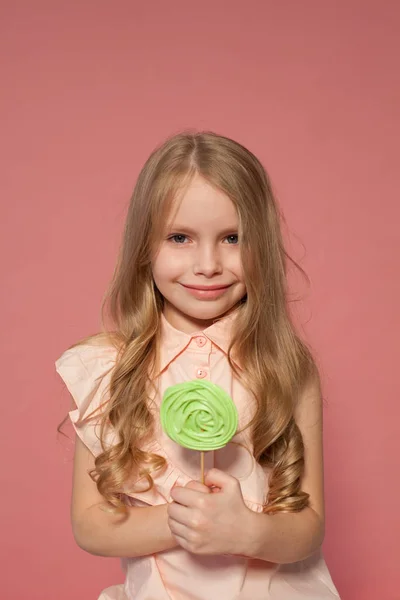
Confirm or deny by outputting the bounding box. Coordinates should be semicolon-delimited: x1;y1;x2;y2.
166;225;238;236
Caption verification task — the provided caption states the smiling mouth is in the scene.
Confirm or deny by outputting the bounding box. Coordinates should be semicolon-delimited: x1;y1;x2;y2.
181;284;231;290
179;283;232;300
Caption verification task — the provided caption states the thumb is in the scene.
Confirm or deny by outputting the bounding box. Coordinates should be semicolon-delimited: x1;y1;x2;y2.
185;480;211;493
204;468;240;492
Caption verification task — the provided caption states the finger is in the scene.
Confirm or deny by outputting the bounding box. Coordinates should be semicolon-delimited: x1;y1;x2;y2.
185;480;211;493
171;532;192;552
168;517;192;540
171;486;206;507
204;468;240;492
167;501;193;526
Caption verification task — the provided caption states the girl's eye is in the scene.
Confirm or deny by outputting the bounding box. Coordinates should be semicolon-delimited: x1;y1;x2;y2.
169;234;188;244
225;234;239;244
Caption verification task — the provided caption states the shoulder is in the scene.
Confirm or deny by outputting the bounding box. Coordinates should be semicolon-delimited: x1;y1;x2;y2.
56;333;120;374
55;334;122;412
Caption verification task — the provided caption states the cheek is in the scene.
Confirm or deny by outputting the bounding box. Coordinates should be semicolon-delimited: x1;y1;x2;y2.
152;248;186;282
227;250;244;277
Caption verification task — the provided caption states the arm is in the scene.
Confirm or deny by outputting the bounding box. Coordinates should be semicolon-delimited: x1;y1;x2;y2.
240;372;326;563
71;435;178;557
243;506;323;564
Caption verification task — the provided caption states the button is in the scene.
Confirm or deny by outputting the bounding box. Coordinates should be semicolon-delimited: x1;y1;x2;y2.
195;336;207;347
196;368;207;379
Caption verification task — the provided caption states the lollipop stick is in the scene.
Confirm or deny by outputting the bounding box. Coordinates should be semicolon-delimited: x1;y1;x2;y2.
200;451;205;484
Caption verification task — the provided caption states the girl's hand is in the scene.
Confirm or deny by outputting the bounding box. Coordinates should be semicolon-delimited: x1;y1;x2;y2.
168;468;253;555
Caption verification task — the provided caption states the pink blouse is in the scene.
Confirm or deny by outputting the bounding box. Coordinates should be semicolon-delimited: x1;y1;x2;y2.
55;312;340;600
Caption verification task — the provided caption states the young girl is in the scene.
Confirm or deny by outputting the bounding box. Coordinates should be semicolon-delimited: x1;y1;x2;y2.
55;131;340;599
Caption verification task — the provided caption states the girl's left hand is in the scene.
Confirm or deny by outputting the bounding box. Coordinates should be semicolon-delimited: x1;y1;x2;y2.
168;468;254;555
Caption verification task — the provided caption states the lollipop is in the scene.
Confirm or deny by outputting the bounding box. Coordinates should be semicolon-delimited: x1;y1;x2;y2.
160;380;238;483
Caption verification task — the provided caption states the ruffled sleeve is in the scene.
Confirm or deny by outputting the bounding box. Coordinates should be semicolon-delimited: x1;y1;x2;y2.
55;343;119;456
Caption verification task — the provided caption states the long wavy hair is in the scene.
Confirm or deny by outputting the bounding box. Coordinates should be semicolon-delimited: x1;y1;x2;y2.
66;131;319;514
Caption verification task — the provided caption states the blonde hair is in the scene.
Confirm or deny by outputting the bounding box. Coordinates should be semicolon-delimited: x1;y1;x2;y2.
68;131;318;514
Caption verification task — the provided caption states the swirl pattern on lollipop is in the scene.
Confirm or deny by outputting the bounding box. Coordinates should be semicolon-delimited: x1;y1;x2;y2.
160;380;238;451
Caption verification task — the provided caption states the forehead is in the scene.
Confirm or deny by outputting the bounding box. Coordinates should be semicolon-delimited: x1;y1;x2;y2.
167;175;238;229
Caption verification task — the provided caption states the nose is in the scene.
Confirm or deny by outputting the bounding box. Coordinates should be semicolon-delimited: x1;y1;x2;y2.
193;243;222;277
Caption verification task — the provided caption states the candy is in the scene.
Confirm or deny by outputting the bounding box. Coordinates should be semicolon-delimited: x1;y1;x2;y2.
160;380;238;451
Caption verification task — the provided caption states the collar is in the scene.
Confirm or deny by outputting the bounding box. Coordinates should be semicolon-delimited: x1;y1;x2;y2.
156;309;241;376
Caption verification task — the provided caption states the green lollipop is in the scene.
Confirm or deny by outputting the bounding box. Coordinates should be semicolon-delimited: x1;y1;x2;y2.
160;380;238;451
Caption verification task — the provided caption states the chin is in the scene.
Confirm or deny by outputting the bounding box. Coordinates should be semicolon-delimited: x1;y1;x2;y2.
185;305;232;320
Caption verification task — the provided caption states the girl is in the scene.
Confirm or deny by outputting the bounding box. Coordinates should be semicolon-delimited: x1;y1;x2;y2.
55;131;340;599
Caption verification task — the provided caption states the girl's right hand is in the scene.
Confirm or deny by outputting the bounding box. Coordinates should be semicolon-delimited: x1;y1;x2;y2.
167;480;210;542
167;470;251;556
184;480;211;494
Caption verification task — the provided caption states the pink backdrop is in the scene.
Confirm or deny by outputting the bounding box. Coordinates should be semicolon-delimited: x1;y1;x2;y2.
1;2;399;598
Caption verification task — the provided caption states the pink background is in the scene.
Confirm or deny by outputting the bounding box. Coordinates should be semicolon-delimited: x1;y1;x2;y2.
1;2;399;598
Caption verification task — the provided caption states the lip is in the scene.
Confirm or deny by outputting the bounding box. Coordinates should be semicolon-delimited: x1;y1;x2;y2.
180;283;231;300
182;284;230;291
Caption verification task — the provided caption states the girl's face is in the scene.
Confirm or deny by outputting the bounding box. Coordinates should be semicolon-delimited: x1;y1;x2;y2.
152;175;246;333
